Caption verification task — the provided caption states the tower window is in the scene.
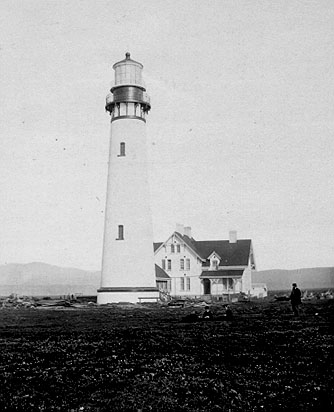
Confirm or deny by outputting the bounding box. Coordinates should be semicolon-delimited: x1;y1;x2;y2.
117;225;124;240
119;142;125;156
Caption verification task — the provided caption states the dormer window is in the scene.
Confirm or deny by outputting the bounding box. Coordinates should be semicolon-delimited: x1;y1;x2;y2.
209;254;220;270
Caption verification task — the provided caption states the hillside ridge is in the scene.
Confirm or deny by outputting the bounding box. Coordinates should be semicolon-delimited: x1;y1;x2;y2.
253;267;334;290
0;262;333;295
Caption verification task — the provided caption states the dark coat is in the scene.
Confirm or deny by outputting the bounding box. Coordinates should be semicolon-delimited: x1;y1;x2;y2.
290;287;301;305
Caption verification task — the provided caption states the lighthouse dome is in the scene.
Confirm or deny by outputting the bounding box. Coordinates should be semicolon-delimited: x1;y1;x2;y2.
112;52;144;88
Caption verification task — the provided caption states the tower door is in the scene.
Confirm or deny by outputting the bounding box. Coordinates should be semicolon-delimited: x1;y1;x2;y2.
203;279;211;295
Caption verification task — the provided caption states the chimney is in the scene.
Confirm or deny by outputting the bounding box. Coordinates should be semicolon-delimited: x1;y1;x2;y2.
229;230;237;243
175;223;184;235
184;226;192;238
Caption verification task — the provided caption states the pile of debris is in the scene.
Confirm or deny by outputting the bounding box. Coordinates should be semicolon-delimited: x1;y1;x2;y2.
320;290;334;299
1;294;37;309
1;294;97;309
302;290;334;300
274;294;290;301
274;290;334;302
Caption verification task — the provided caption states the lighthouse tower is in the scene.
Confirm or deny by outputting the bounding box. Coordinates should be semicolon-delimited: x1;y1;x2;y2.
97;53;159;304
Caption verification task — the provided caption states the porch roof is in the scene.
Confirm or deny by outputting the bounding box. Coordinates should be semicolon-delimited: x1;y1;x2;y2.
200;270;244;278
155;264;170;279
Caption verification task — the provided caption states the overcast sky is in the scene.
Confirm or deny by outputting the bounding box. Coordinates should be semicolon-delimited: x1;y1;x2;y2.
0;0;333;271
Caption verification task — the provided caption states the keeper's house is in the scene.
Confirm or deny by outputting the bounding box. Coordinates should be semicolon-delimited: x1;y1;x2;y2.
154;225;264;299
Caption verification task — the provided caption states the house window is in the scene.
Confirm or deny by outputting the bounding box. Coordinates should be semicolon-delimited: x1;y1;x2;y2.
117;225;124;240
119;142;125;156
162;259;166;270
228;278;234;290
186;258;190;270
176;244;181;253
171;244;175;253
167;259;171;271
180;277;185;291
180;259;184;270
211;258;219;270
186;277;190;291
222;278;227;290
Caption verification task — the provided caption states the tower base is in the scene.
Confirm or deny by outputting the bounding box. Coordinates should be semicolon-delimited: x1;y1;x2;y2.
97;286;160;304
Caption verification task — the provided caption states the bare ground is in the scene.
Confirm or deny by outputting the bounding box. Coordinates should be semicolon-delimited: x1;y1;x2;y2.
0;299;333;411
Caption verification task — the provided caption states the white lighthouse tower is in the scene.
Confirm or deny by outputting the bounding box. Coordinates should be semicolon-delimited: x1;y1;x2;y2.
97;53;159;304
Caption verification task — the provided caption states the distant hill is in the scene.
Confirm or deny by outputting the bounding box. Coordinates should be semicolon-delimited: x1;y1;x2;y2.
1;262;333;297
0;262;100;297
253;267;334;291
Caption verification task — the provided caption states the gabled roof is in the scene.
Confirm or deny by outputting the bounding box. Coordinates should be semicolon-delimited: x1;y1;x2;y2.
153;233;204;260
155;264;170;279
197;240;251;267
154;233;252;267
200;270;244;278
175;232;204;260
207;251;222;261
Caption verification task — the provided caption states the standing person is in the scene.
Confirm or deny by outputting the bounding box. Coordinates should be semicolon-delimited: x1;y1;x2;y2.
290;283;302;316
225;305;233;321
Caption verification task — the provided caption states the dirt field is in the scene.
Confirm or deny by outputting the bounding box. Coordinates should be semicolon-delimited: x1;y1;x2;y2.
0;298;333;411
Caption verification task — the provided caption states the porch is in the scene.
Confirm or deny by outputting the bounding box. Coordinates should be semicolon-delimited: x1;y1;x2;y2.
200;270;244;296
